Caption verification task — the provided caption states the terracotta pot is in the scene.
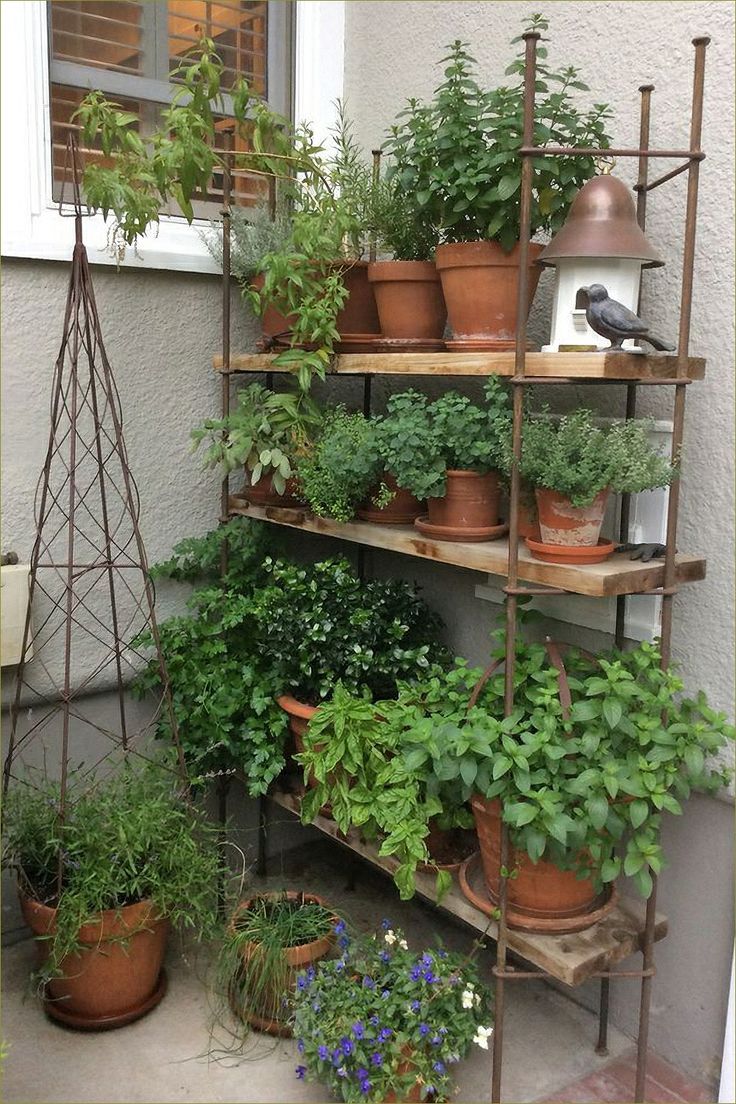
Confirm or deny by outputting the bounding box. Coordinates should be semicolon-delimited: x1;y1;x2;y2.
250;273;297;344
335;260;381;345
417;820;477;874
240;473;302;509
277;694;318;740
357;473;424;524
367;260;446;342
229;891;337;1036
535;486;610;547
435;240;544;350
21;894;169;1028
470;796;600;930
425;470;501;534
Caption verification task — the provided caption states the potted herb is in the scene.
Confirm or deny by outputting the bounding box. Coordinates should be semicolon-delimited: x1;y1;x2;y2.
293;921;492;1103
191;382;321;506
379;379;512;541
401;637;733;931
520;409;675;563
383;17;613;349
221;892;339;1037
367;175;446;349
2;760;222;1028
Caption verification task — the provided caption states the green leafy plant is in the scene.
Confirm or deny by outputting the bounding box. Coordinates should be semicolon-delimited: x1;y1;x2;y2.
293;921;492;1103
520;409;676;507
296;408;383;522
148;516;286;586
191;382;321;492
399;633;733;897
2;760;223;986
370;172;441;261
378;378;512;500
383;16;613;250
244;557;448;703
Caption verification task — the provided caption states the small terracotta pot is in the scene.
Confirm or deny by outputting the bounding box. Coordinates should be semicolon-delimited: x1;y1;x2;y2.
367;260;446;342
417;820;477;874
335;260;382;345
241;473;302;509
535;487;610;547
357;473;424;524
229;891;337;1036
435;240;543;349
250;273;297;345
277;694;318;740
21;894;169;1028
470;796;600;931
425;470;500;534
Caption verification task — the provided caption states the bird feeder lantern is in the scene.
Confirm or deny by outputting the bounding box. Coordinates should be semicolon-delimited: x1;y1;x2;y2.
539;173;663;352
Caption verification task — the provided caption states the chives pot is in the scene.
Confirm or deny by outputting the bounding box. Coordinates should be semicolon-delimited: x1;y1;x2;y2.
21;894;169;1030
435;241;544;350
367;260;446;348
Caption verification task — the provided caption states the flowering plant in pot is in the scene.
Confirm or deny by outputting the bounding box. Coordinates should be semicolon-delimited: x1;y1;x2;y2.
379;379;512;541
2;759;222;1028
293;921;492;1102
367;174;446;349
191;382;321;506
399;632;733;931
216;891;340;1038
519;409;675;563
296;684;472;901
383;17;613;349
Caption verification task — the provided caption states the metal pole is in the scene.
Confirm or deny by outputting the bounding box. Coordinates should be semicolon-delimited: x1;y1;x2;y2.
492;30;539;1104
257;792;268;877
221;132;233;559
370;150;381;263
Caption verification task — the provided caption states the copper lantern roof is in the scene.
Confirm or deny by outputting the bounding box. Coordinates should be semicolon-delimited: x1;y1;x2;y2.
539;175;664;268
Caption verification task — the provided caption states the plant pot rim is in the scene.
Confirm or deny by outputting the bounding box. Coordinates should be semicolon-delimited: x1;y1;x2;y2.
276;694;319;719
444;468;497;480
436;240;545;268
525;536;616;564
229;891;338;966
367;259;440;282
20;892;162;942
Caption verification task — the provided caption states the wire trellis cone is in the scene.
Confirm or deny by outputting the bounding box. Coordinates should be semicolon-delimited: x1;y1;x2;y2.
3;137;187;801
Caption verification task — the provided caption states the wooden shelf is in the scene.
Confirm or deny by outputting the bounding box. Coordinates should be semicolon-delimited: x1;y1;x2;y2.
269;789;667;988
214;350;705;382
228;499;706;598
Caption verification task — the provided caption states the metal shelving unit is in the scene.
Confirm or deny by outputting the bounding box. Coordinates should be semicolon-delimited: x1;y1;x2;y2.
214;32;710;1103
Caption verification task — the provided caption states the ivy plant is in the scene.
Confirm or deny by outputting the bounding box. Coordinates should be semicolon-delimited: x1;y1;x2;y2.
520;409;676;507
377;378;512;500
383;16;613;250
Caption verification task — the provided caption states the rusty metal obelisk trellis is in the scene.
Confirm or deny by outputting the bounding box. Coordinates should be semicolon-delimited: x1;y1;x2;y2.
2;139;187;826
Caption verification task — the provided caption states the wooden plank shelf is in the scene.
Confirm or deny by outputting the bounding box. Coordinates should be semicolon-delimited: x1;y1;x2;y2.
214;350;705;382
228;499;706;598
269;789;668;988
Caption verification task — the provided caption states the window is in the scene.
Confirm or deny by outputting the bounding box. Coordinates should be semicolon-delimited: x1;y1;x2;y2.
48;1;291;210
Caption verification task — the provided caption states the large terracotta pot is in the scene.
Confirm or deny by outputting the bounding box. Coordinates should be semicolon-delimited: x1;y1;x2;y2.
21;894;169;1029
535;487;610;547
357;473;424;524
367;260;446;346
334;260;382;350
276;694;318;740
470;796;600;931
435;240;544;350
240;473;302;509
417;470;502;541
229;891;337;1037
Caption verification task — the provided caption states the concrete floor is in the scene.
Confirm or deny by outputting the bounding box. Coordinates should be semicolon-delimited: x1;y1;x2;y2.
1;839;636;1104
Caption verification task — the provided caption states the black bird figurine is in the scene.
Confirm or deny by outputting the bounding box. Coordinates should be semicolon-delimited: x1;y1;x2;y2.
579;284;675;352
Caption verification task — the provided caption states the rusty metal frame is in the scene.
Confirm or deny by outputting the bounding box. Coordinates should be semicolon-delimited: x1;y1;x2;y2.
492;33;710;1104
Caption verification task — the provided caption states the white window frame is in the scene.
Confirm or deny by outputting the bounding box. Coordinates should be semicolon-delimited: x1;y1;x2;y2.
1;1;345;274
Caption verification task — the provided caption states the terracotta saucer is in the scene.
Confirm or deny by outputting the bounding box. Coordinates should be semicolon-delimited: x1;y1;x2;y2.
415;516;509;543
335;334;384;354
374;337;446;352
44;969;167;1031
458;853;617;934
444;338;536;352
525;536;616;565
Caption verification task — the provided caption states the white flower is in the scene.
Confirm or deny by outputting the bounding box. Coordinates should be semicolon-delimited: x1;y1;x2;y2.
461;988;475;1009
473;1026;494;1050
384;929;397;945
398;939;408;950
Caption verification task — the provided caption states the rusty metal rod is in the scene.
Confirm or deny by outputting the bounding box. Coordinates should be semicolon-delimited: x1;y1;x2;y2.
503;586;569;596
370;150;381;263
596;976;611;1055
220;133;233;582
519;145;705;160
635;159;692;193
635;876;660;1101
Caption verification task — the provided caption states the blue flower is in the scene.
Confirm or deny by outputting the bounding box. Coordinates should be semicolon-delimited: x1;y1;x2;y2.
297;1038;305;1053
369;1015;380;1026
379;1028;392;1042
381;989;390;1000
438;949;448;959
379;950;391;963
433;1061;446;1074
334;919;347;935
340;1037;354;1056
423;969;438;984
306;966;316;982
312;1000;322;1012
338;934;350;949
363;976;376;989
371;1052;383;1067
295;1066;306;1080
410;1000;421;1012
352;1021;365;1039
381;918;392;930
418;1023;430;1037
439;1027;448;1035
297;976;309;991
422;953;433;967
409;965;422;981
318;1045;329;1060
360;1079;372;1095
356;1068;369;1080
332;1048;343;1065
431;1035;442;1046
335;959;346;972
425;1085;436;1096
